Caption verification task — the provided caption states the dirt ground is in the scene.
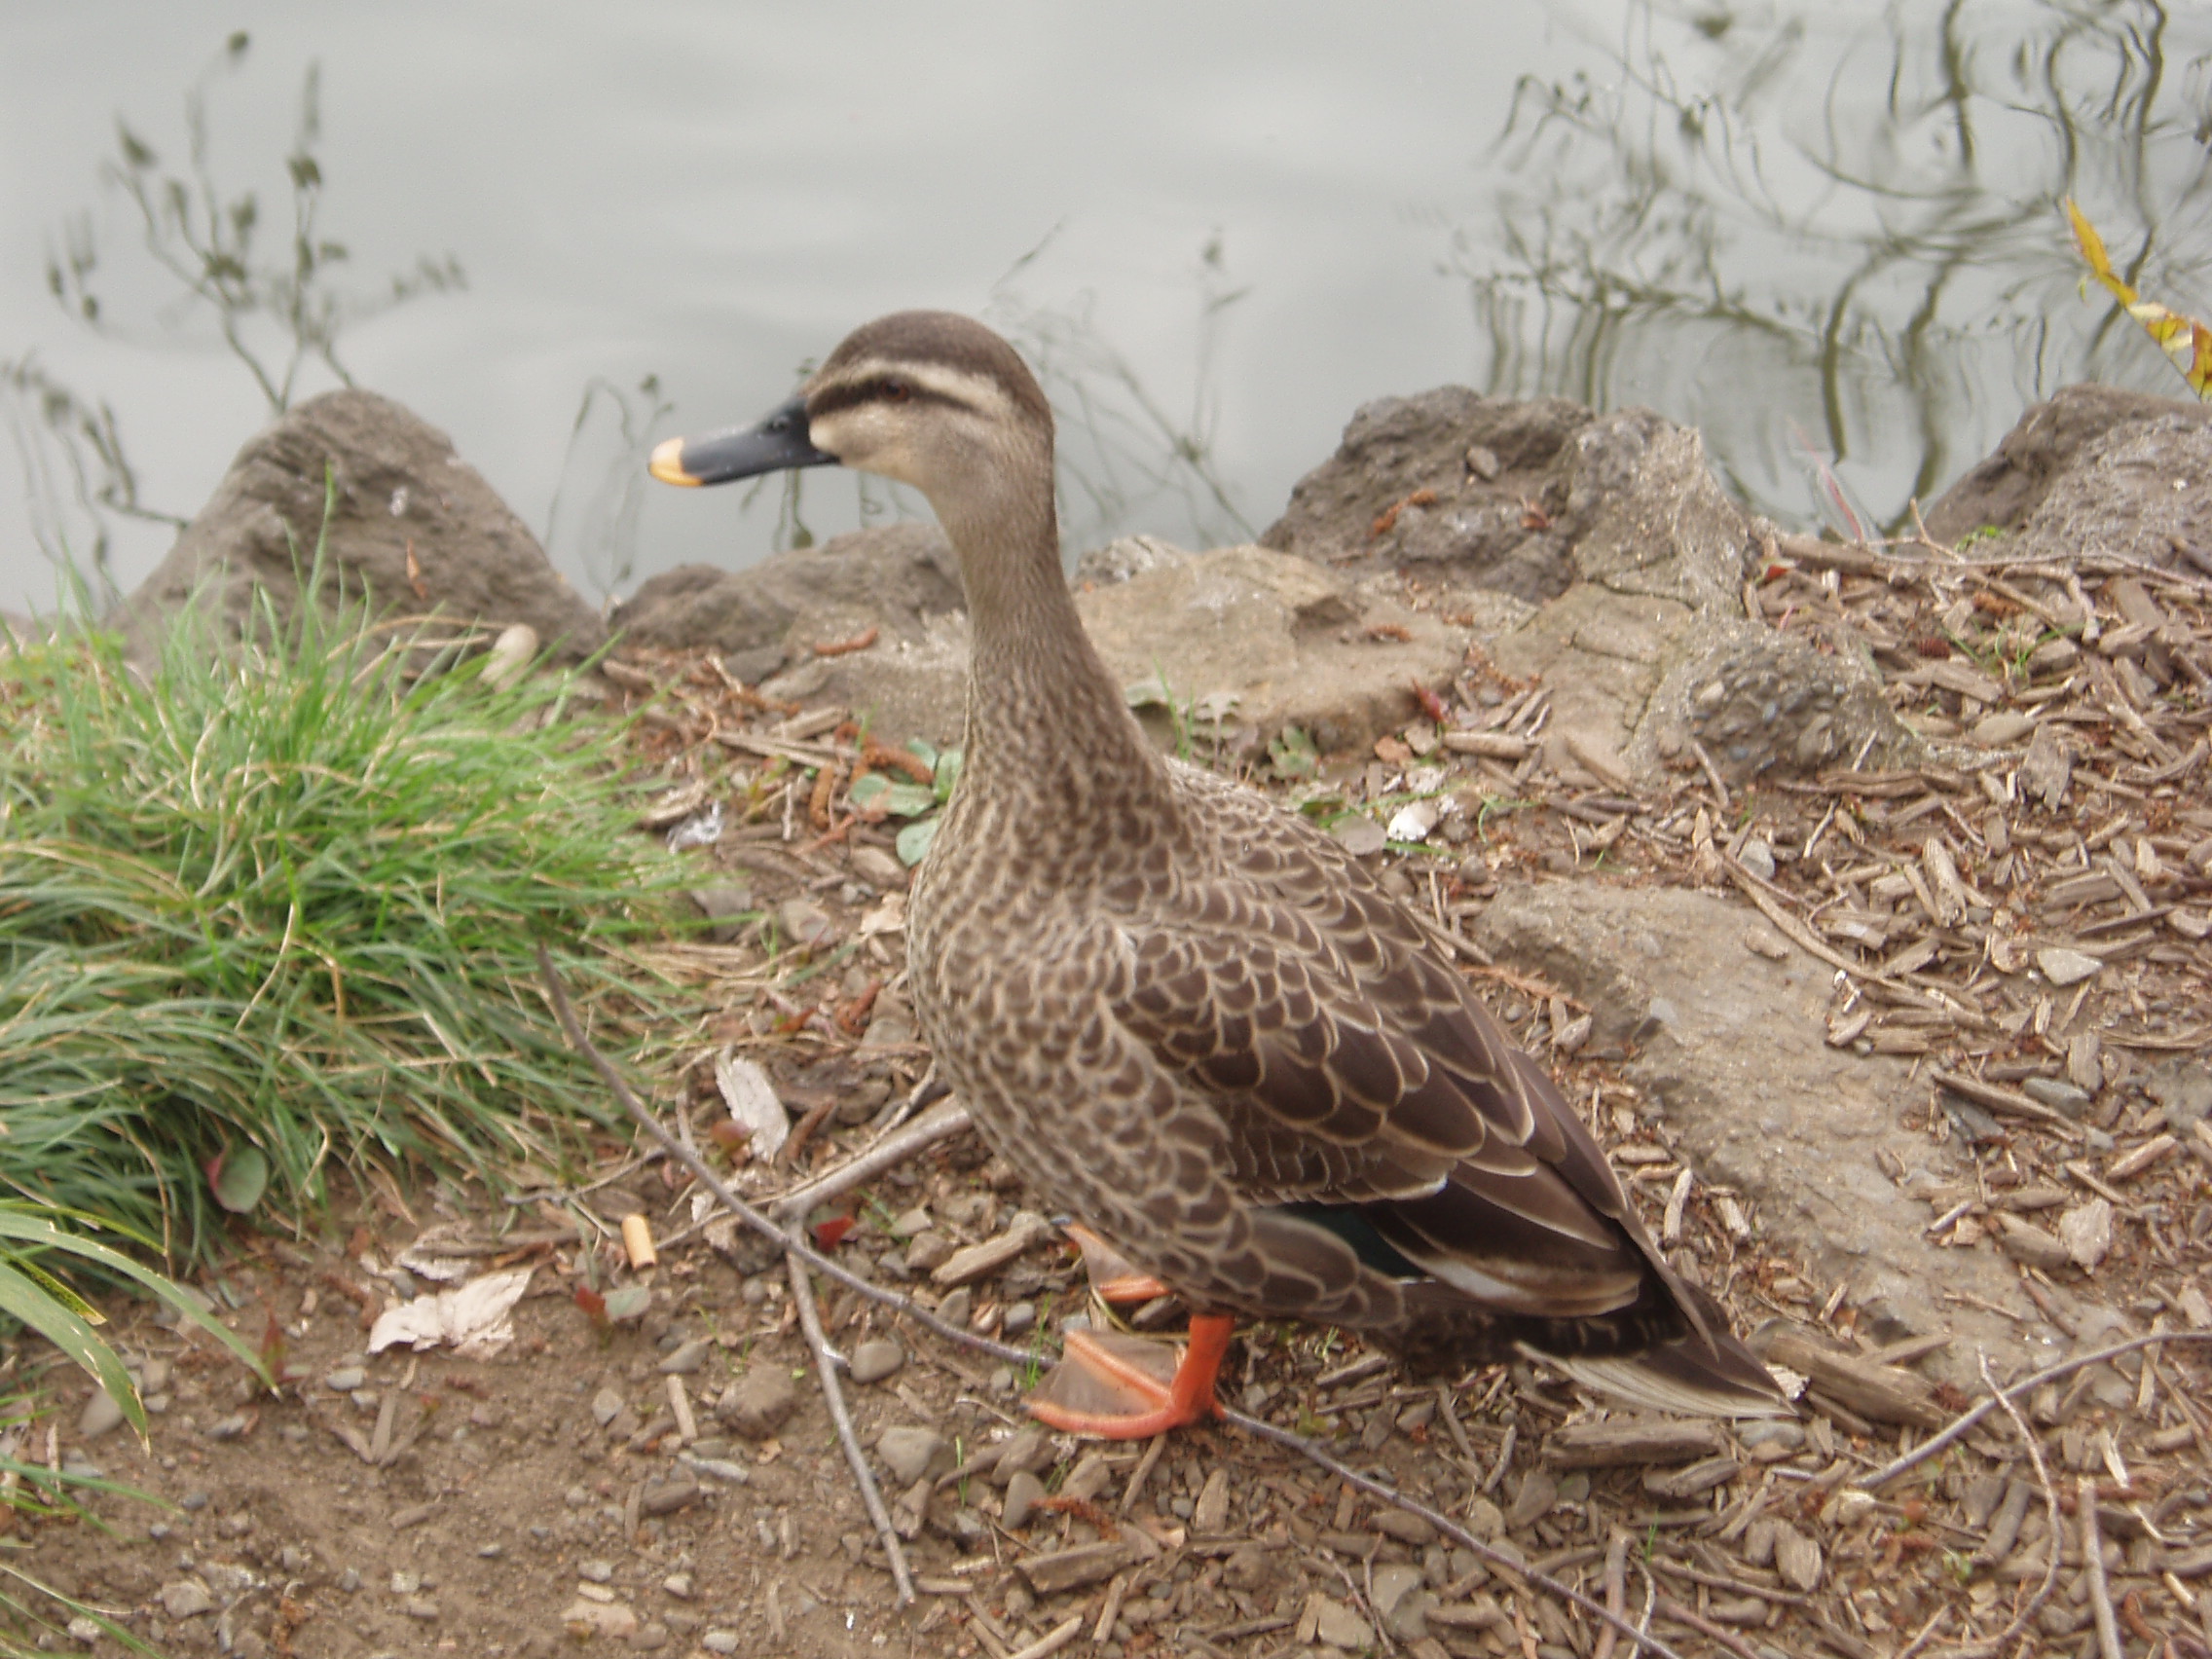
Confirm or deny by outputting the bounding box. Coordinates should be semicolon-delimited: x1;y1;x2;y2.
16;540;2212;1659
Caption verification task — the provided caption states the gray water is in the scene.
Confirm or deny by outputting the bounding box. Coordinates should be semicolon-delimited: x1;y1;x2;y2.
3;2;2207;620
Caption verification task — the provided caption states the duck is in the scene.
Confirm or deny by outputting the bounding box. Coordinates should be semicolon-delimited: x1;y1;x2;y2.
650;312;1788;1436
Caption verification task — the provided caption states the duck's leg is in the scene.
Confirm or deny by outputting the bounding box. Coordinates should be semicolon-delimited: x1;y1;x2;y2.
1023;1313;1234;1439
1064;1222;1172;1306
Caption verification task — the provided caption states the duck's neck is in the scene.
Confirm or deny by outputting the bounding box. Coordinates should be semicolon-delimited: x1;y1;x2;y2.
933;476;1165;819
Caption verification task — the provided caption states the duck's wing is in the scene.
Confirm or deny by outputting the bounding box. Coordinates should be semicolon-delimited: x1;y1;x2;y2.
1110;767;1702;1335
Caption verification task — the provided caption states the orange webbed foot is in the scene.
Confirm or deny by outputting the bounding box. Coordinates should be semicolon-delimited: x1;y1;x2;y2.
1023;1313;1234;1440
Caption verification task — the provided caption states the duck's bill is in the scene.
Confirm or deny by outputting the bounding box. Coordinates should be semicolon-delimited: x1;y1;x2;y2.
647;393;836;486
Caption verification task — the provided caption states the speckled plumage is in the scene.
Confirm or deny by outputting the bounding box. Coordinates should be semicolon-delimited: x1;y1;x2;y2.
715;312;1785;1414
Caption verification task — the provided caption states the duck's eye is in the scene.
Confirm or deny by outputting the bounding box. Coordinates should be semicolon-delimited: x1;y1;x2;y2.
882;378;911;404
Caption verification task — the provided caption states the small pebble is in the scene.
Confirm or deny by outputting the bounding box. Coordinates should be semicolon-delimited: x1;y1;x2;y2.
577;1560;613;1584
2022;1076;2092;1117
590;1386;624;1428
878;1425;953;1485
180;1492;210;1512
848;1339;905;1385
323;1367;366;1393
701;1633;740;1655
657;1340;711;1376
661;1572;693;1601
2036;946;2103;987
1002;1469;1046;1530
77;1388;127;1440
1000;1302;1036;1338
936;1287;974;1328
1737;838;1776;881
336;1567;361;1593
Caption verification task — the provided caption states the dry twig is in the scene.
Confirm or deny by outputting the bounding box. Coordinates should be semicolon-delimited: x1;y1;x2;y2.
1863;1331;2212;1489
2081;1474;2122;1659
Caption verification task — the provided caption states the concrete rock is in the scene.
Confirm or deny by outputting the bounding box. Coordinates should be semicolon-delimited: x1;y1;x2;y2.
1262;386;1592;602
1470;879;2061;1387
1924;384;2212;570
1077;544;1464;753
1071;535;1192;588
611;523;970;741
113;389;605;671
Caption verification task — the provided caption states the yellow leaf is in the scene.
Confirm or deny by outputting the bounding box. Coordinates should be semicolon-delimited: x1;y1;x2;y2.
2066;199;2212;402
2066;198;2135;305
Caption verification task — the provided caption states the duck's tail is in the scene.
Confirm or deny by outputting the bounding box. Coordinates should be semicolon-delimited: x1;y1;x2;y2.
1527;1333;1797;1419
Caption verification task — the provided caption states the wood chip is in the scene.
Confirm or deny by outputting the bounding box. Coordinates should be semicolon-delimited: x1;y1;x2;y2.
931;1212;1052;1287
1748;1328;1945;1428
1014;1541;1136;1597
1548;1419;1726;1468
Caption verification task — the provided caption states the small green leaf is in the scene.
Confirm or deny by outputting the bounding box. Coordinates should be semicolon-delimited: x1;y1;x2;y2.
1268;725;1318;780
932;747;963;800
208;1147;269;1214
896;816;940;867
903;736;939;770
603;1285;652;1323
847;772;891;809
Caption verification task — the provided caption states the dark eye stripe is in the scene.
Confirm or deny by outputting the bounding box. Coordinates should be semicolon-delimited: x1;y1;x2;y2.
808;374;973;421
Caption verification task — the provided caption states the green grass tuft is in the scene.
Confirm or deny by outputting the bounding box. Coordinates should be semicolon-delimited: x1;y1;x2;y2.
0;576;689;1263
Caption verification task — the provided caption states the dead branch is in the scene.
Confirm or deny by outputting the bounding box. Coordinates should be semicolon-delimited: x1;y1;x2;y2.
1862;1331;2212;1489
2081;1474;2122;1659
770;1098;974;1221
1935;1352;2062;1659
785;1241;914;1604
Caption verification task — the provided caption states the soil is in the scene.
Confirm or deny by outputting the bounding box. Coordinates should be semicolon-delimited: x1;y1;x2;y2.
18;537;2212;1659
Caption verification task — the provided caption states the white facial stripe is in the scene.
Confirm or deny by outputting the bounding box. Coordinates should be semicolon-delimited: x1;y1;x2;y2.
817;355;1012;422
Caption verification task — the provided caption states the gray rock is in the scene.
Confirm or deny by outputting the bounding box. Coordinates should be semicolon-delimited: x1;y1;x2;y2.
617;523;974;744
1261;386;1591;602
990;1427;1051;1486
701;1633;740;1656
160;1579;213;1619
1001;1469;1046;1530
323;1367;366;1393
656;1340;712;1376
1772;1521;1824;1591
2022;1077;2092;1118
2037;947;2103;987
1507;1470;1557;1530
719;1366;797;1440
639;1475;698;1516
2146;1060;2212;1130
1737;838;1776;882
590;1386;623;1428
1925;385;2212;571
1001;1301;1037;1338
1370;1562;1432;1640
1078;545;1466;754
1470;879;2056;1387
1071;535;1192;588
877;1425;953;1486
577;1560;613;1584
112;389;606;673
1311;1596;1374;1650
848;1339;905;1385
77;1387;127;1440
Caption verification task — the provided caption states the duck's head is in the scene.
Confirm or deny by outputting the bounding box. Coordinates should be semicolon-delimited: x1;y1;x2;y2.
649;311;1053;523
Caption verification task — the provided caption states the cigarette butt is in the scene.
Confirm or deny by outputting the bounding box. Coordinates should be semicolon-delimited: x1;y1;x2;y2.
621;1212;657;1269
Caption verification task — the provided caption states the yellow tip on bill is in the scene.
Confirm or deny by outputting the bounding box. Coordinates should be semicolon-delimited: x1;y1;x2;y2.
648;436;700;486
